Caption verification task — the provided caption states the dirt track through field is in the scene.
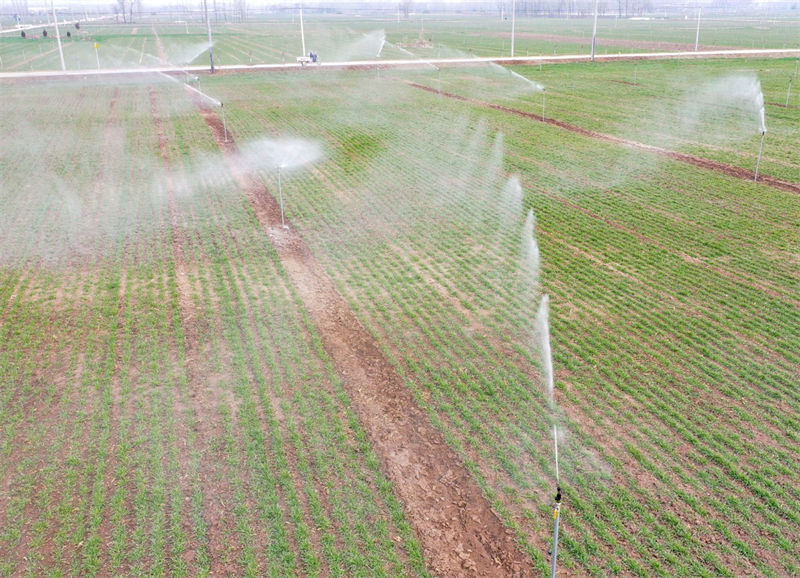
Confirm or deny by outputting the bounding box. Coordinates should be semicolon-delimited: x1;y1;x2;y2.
409;82;800;196
192;95;535;576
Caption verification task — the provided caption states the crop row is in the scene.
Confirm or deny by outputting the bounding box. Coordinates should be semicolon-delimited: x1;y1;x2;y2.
211;68;799;574
0;78;427;575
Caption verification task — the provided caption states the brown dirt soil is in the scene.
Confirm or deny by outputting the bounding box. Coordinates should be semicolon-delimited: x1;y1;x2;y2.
193;96;535;576
409;82;800;197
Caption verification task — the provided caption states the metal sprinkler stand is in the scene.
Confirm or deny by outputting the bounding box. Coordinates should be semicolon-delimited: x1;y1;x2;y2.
550;486;562;578
220;102;229;143
277;166;288;228
542;88;546;122
754;130;766;181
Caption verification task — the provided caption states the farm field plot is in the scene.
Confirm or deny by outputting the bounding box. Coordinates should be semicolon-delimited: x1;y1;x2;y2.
1;15;798;72
417;57;800;183
2;51;800;577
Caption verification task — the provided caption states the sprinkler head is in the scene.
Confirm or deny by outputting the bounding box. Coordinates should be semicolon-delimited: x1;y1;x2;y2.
555;486;562;503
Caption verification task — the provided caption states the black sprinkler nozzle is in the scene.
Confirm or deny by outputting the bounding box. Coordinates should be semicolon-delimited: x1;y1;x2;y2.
555;486;562;503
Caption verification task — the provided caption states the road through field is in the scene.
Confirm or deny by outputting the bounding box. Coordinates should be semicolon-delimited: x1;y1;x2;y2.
2;48;799;80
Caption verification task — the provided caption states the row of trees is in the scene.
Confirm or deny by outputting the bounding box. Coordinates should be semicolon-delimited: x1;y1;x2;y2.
111;0;247;23
494;0;655;18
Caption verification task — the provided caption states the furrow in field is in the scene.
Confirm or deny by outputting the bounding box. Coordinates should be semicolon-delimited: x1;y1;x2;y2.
194;98;536;576
408;80;800;195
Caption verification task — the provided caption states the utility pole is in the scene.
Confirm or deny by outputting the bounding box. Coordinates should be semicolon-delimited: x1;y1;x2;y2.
695;7;701;52
51;0;65;71
591;0;599;60
203;0;214;73
510;0;516;57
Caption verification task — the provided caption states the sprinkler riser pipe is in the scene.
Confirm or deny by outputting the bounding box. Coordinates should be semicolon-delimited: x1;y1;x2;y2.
278;168;285;227
550;503;561;578
754;131;765;181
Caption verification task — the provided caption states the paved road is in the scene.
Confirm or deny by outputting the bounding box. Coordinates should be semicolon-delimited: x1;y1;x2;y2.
2;47;799;80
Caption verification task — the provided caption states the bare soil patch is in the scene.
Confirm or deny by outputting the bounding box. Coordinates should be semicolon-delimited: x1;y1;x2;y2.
194;97;535;576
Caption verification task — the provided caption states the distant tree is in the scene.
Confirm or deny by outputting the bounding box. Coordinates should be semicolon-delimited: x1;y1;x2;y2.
75;22;80;29
114;0;128;23
42;28;47;37
20;30;26;38
399;0;412;18
234;0;247;22
11;0;28;19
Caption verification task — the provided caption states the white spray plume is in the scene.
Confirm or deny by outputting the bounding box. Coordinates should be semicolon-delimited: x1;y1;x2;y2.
239;137;324;171
536;294;554;403
522;209;540;284
683;72;767;136
488;62;545;93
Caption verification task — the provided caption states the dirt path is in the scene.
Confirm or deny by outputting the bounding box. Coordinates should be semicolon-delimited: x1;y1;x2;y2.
193;96;534;576
409;82;800;196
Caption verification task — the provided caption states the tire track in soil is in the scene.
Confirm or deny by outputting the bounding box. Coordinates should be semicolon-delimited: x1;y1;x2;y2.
408;82;800;196
193;97;535;577
149;88;243;575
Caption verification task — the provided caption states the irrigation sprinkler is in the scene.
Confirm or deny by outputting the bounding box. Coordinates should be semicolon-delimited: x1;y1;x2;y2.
220;102;229;143
754;130;766;181
277;166;287;228
695;7;702;52
634;62;637;86
549;424;562;578
542;88;546;121
550;484;562;578
786;78;793;108
94;42;100;69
